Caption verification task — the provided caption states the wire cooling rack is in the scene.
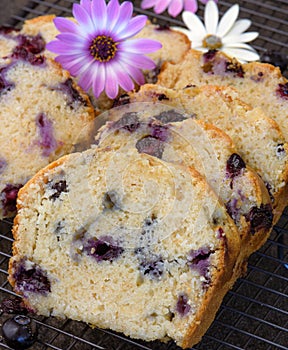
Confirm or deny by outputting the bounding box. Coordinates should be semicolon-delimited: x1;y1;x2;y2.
1;1;288;349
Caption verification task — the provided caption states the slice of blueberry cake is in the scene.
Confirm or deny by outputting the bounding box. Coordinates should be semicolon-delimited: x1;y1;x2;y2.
9;146;240;349
158;49;288;149
158;50;288;209
127;83;288;223
94;104;273;270
0;54;95;219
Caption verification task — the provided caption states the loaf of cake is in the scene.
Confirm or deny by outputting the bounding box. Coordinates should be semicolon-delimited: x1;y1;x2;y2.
125;83;288;222
9;146;240;349
0;53;95;219
94;104;273;270
158;49;288;144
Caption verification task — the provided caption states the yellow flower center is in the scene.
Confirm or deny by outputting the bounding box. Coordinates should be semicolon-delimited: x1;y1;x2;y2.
202;34;223;50
90;35;118;62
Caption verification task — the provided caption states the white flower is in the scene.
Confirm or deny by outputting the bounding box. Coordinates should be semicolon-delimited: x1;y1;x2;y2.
173;0;259;62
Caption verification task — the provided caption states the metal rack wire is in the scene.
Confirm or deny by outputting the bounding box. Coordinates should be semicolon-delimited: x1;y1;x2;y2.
0;1;288;349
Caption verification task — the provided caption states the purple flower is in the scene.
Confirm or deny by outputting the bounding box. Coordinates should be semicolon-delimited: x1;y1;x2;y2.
46;0;162;99
141;0;217;17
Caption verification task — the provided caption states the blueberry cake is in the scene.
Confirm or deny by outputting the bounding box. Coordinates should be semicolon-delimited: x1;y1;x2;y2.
0;54;95;218
9;147;240;349
158;49;288;144
127;83;288;222
94;104;273;267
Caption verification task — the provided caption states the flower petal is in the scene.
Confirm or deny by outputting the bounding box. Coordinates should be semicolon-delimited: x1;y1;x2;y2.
107;0;121;32
91;0;107;31
227;19;251;36
46;40;82;54
223;47;260;62
56;53;92;76
78;61;97;91
224;42;257;50
141;0;157;9
119;52;156;70
205;0;218;35
182;11;207;39
168;0;183;17
222;32;259;44
217;4;239;37
80;0;92;15
112;1;133;35
78;73;93;92
183;0;198;13
73;3;95;33
53;17;79;35
154;0;170;14
119;39;162;54
105;64;119;99
55;33;85;47
123;63;145;86
92;63;105;98
116;15;147;41
112;61;135;92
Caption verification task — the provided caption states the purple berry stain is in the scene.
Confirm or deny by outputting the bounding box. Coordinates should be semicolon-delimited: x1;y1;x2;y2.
113;112;140;132
54;78;87;107
276;143;286;158
36;113;58;157
225;198;241;223
0;157;7;173
0;26;19;35
148;122;169;141
0;65;15;95
246;203;273;235
136;136;165;159
188;247;213;287
216;227;225;239
12;259;51;296
225;59;244;78
176;293;191;317
0;297;28;315
276;83;288;99
83;235;124;262
203;50;217;62
139;255;164;280
1;184;22;215
154;110;188;123
49;180;68;200
135;247;164;280
157;93;169;101
112;93;130;107
11;33;45;65
226;153;246;178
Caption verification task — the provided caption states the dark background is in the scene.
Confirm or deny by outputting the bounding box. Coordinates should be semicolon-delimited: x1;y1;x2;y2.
1;0;27;25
